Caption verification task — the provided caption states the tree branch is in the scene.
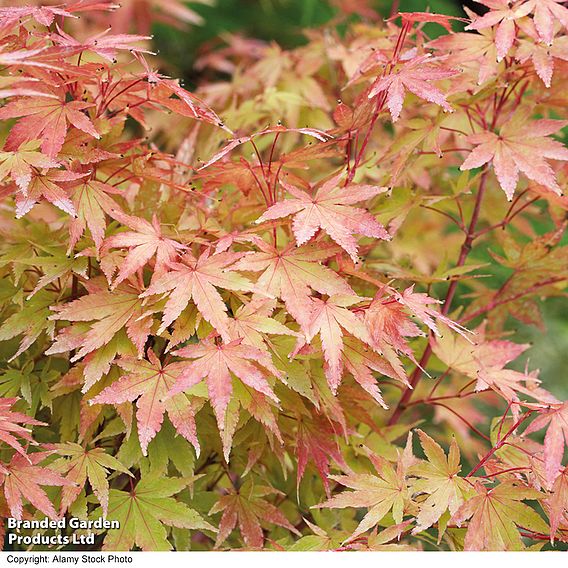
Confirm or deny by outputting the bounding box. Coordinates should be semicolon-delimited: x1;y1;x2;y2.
387;168;490;425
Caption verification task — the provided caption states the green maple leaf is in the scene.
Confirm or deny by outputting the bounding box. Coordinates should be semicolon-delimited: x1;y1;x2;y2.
315;447;413;541
47;279;152;364
99;476;215;551
0;291;54;361
53;442;132;518
410;430;474;537
11;244;88;299
0;141;59;193
451;481;549;550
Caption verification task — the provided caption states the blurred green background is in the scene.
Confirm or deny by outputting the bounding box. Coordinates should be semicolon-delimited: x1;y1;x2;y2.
152;0;568;399
154;0;471;81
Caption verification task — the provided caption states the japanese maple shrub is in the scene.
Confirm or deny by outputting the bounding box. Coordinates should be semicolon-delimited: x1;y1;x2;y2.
0;0;568;552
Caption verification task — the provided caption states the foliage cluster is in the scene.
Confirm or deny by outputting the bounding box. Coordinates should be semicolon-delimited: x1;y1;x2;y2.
0;0;568;551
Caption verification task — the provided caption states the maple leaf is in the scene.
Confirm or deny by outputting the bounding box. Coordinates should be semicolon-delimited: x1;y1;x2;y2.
464;225;568;329
363;520;417;551
432;324;555;412
257;175;389;263
0;6;75;31
0;397;45;461
48;280;152;364
316;450;411;541
91;349;200;456
64;331;137;398
410;430;473;534
54;442;132;517
14;244;88;299
210;481;300;549
0;46;63;73
296;412;346;495
368;54;457;122
0;96;99;157
524;0;568;45
0;142;59;194
301;295;373;394
0;85;51;101
170;339;281;431
393;285;471;340
51;25;152;62
365;291;424;363
286;519;336;551
1;0;568;549
0;452;73;520
460;115;568;200
451;481;549;550
0;291;54;361
429;28;499;84
227;298;298;349
101;476;215;551
178;157;235;193
465;0;533;61
524;401;568;486
342;44;382;86
342;337;410;408
141;249;254;341
103;211;184;288
133;53;229;131
232;241;354;330
516;36;568;87
545;466;568;543
68;179;123;252
14;169;85;219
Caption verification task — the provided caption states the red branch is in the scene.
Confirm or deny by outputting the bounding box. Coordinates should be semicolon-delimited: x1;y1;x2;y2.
387;167;491;425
